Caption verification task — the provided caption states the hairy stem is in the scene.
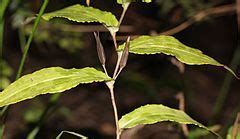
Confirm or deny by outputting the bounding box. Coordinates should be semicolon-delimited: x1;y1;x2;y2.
106;81;121;139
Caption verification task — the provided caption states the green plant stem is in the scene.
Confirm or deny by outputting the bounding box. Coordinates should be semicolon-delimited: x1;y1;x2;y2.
16;0;49;79
211;43;240;123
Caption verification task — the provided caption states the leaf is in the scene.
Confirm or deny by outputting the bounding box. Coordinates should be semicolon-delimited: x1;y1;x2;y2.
119;104;220;137
117;0;152;4
56;130;88;139
0;67;111;107
42;4;118;28
118;35;238;78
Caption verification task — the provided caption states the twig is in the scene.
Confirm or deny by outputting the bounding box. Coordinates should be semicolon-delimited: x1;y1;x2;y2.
160;3;236;35
119;3;130;26
176;92;189;136
106;81;121;139
115;3;236;41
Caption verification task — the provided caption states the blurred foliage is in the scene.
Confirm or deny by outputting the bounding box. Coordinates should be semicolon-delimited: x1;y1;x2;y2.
0;60;13;90
10;0;85;53
25;22;85;53
155;0;222;21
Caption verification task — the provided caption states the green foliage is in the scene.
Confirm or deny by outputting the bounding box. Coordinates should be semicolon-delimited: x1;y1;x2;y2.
227;125;240;139
118;35;237;77
56;131;88;139
42;4;119;28
0;67;111;107
117;0;152;4
119;104;219;137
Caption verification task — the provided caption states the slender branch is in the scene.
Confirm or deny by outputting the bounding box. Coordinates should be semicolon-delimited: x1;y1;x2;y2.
102;64;109;77
106;81;121;139
118;3;130;26
115;3;236;41
111;32;118;50
113;52;122;78
114;67;123;80
160;4;236;35
176;92;189;136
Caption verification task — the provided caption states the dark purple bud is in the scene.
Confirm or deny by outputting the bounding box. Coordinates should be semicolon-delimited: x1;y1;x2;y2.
119;36;130;69
94;32;106;65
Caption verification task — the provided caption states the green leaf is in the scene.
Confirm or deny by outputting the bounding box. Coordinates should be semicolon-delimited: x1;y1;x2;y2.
118;35;238;78
42;4;118;28
117;0;152;4
0;67;111;107
119;104;220;137
56;130;88;139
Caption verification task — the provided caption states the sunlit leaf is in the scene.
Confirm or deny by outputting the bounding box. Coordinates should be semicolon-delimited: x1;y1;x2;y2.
42;4;118;28
0;67;111;107
118;35;238;78
119;104;219;137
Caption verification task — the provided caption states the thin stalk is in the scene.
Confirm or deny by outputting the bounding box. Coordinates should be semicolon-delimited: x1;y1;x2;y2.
113;52;122;78
118;3;130;26
102;64;109;77
106;81;121;139
16;0;49;79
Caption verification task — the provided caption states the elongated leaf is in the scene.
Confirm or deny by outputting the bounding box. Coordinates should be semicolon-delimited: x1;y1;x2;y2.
0;67;111;107
118;35;238;78
119;104;219;137
42;4;118;28
117;0;151;4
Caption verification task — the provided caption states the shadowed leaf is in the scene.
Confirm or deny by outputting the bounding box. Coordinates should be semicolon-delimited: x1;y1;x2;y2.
0;67;111;107
119;104;220;138
118;35;238;78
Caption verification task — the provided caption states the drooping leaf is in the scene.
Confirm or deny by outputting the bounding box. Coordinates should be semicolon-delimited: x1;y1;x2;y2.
118;35;238;78
42;4;118;28
119;104;219;137
0;67;111;107
56;130;88;139
117;0;151;4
